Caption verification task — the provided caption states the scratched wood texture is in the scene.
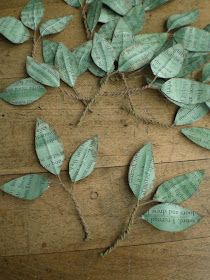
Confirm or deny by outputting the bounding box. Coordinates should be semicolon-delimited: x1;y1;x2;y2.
0;0;210;279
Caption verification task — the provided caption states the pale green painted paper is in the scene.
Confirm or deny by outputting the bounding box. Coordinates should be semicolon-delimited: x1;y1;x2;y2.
128;143;155;200
153;170;204;204
0;174;49;200
161;78;210;105
102;0;133;16
69;136;98;182
88;58;106;77
42;39;59;65
40;15;73;36
55;43;78;87
174;27;210;52
202;63;210;83
167;9;199;31
142;203;201;232
73;41;92;75
143;0;170;11
26;56;60;87
134;33;168;54
123;4;145;34
98;19;118;40
35;118;65;175
181;127;210;151
0;16;30;44
99;7;120;23
63;0;85;8
87;0;102;32
151;44;185;78
21;0;44;30
91;33;115;72
174;104;209;126
0;78;46;105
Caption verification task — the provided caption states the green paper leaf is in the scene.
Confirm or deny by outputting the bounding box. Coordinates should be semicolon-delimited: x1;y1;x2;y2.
73;40;92;75
123;4;145;34
63;0;85;8
21;0;45;30
35;118;65;175
42;39;59;65
99;7;120;23
161;78;210;106
69;136;98;182
151;44;185;79
153;170;204;204
88;58;106;77
118;43;156;72
87;0;102;33
202;63;210;83
174;104;209;126
135;33;168;53
55;43;78;87
143;0;170;11
174;27;210;52
0;16;30;44
91;33;115;72
167;9;199;31
102;0;133;16
40;15;73;36
142;203;202;232
0;78;46;105
26;56;60;87
98;19;118;40
181;127;210;150
0;174;49;200
128;143;155;200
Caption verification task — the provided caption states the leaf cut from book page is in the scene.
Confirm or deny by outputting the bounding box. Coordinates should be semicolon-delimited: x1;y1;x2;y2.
143;0;170;11
102;0;133;16
181;127;210;151
99;7;120;23
73;40;92;75
98;19;118;40
40;15;73;36
21;0;45;30
167;9;199;31
87;0;102;33
123;4;145;34
42;39;59;65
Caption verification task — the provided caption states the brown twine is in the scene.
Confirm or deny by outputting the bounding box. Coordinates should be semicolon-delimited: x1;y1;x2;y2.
58;175;91;241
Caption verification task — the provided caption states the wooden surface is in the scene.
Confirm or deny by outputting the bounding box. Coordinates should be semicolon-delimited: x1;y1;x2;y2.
0;0;210;279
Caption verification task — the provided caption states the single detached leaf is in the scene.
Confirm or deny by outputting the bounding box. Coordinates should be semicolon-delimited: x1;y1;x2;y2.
69;136;98;182
21;0;45;30
153;170;204;204
63;0;85;8
98;19;118;40
174;104;209;126
55;43;78;87
0;78;46;105
118;43;156;72
26;56;60;87
0;16;30;44
73;40;92;75
174;27;210;52
143;0;170;11
151;44;185;79
181;127;210;150
167;9;199;31
40;15;73;36
0;174;49;200
91;33;115;72
87;0;102;33
102;0;133;16
161;78;210;106
202;63;210;83
99;7;120;23
42;39;59;65
123;4;145;34
35;118;65;175
128;143;155;200
88;58;106;77
142;203;201;232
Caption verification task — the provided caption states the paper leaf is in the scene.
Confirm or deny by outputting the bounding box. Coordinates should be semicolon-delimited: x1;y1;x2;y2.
202;63;210;83
151;44;185;79
0;174;49;200
21;0;44;30
118;43;156;72
145;77;165;90
181;127;210;150
143;0;170;11
88;58;106;77
153;170;204;204
73;41;92;75
26;56;60;87
0;16;30;44
35;118;65;175
135;33;168;53
63;0;85;8
102;0;133;16
87;0;102;33
167;9;199;31
99;7;120;23
174;104;209;126
128;143;155;200
123;4;145;34
69;136;98;182
42;39;59;65
55;43;78;87
91;33;115;72
40;15;73;36
0;78;46;105
161;78;210;106
142;203;202;232
174;27;210;52
98;19;118;40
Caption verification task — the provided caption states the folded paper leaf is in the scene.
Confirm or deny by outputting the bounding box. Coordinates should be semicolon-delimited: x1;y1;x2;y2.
128;143;155;200
181;127;210;151
134;32;168;48
69;136;98;182
40;15;73;36
102;0;133;16
123;4;145;34
98;19;118;40
143;0;170;11
99;7;120;23
87;0;102;33
88;58;106;77
21;0;45;30
73;40;92;75
153;170;204;203
42;39;59;65
0;174;49;200
35;118;65;175
142;203;202;232
167;9;199;31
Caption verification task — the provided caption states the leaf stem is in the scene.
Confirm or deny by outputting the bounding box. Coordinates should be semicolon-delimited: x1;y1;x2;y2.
142;75;158;90
32;34;42;59
81;2;91;40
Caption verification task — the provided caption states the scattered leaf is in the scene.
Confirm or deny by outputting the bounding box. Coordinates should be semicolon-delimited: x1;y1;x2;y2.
21;0;45;30
42;39;59;64
202;63;210;83
40;15;73;36
98;19;118;40
135;33;168;54
167;9;199;31
143;0;170;11
181;127;210;150
73;40;92;75
123;4;145;34
88;58;106;77
102;0;133;16
99;7;120;23
87;0;102;33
